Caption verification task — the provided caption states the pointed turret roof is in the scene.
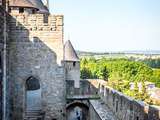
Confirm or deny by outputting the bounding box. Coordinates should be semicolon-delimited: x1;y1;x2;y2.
64;40;79;61
28;0;49;14
9;0;38;9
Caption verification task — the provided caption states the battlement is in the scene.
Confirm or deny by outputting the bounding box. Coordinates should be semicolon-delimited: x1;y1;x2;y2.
88;79;160;120
9;14;63;31
8;13;64;64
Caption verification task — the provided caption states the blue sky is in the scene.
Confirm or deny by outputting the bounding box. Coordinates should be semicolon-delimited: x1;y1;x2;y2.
49;0;160;52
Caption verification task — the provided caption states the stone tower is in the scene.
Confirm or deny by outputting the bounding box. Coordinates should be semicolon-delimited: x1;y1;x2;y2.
64;40;80;88
8;0;66;119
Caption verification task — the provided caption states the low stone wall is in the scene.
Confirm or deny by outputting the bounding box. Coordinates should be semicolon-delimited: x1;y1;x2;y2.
88;79;160;120
89;101;102;120
89;99;119;120
66;80;98;96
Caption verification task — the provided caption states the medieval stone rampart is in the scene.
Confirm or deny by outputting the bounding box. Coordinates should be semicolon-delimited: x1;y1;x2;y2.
89;79;160;120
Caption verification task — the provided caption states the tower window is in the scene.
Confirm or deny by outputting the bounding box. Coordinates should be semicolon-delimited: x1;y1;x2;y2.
73;62;76;67
136;117;139;120
9;8;11;13
19;8;24;13
32;9;36;14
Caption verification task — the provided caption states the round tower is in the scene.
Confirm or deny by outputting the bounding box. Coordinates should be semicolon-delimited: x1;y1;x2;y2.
64;40;80;88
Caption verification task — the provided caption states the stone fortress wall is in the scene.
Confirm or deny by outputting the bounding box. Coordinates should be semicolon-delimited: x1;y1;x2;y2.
0;3;5;120
89;80;160;120
8;13;66;120
9;13;64;64
0;1;11;120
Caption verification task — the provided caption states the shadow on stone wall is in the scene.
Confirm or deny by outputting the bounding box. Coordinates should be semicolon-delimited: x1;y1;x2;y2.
0;2;10;119
0;6;4;120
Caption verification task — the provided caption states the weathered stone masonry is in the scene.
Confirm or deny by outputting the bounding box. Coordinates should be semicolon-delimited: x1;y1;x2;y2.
0;4;5;120
9;14;64;64
0;1;11;120
8;13;66;120
91;80;160;120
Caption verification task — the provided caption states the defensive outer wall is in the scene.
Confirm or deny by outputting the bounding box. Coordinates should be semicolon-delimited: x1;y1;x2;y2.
88;79;160;120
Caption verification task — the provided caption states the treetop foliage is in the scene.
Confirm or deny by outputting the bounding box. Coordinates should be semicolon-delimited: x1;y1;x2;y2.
80;57;160;105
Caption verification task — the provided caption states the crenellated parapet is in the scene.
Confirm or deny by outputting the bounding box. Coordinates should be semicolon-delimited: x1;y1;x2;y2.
9;14;63;31
90;79;160;120
8;13;64;65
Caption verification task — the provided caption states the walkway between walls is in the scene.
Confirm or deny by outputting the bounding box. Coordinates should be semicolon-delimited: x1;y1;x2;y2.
90;99;119;120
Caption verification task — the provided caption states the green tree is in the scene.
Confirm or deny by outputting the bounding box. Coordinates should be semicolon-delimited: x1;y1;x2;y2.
133;82;140;99
101;66;109;81
140;81;149;101
80;67;92;79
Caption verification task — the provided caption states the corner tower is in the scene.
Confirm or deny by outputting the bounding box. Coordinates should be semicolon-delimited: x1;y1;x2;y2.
64;40;80;88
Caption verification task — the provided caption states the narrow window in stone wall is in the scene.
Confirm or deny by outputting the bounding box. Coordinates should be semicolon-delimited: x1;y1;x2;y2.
32;9;36;14
136;116;139;120
9;8;11;13
15;16;18;26
120;97;122;110
113;94;115;106
73;62;76;67
19;8;24;13
116;100;118;112
43;14;48;23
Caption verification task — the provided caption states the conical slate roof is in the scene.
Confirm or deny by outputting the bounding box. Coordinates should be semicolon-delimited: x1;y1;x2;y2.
64;40;79;61
9;0;38;9
28;0;49;14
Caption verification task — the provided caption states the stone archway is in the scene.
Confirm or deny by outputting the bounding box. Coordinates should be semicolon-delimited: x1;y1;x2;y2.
26;76;42;110
66;102;89;120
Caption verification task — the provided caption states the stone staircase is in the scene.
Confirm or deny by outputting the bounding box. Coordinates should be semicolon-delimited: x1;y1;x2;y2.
24;110;45;120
